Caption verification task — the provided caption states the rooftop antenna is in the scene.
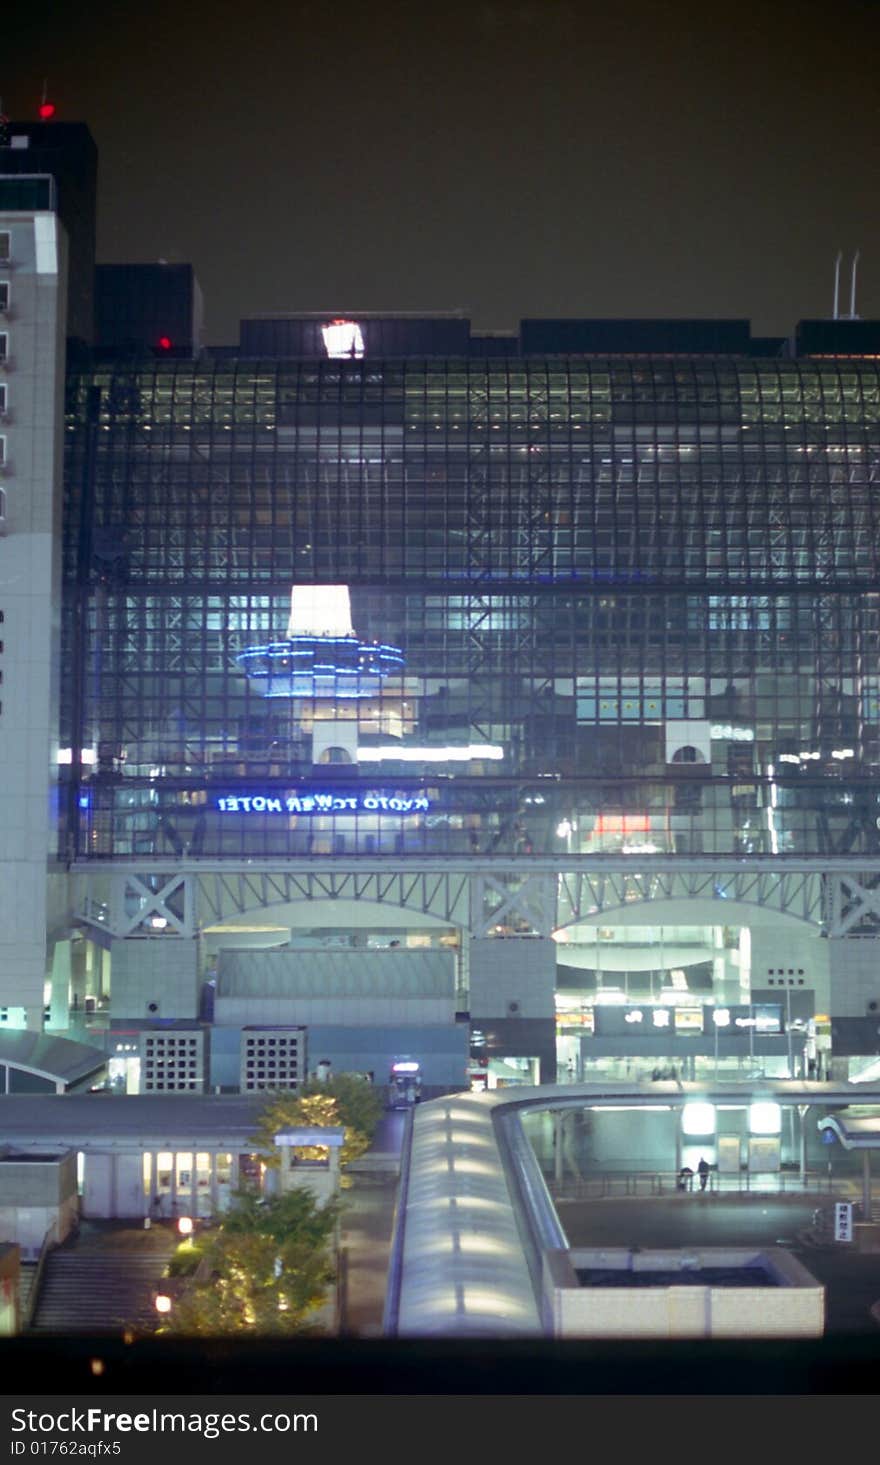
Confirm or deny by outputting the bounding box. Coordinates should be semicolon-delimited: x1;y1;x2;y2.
849;249;860;320
833;250;843;319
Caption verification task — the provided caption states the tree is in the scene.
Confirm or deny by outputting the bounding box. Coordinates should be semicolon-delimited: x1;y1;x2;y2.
309;1072;383;1143
250;1074;382;1176
161;1189;338;1336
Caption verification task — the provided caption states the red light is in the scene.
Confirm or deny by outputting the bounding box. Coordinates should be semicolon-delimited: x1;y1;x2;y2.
38;102;56;120
157;336;172;351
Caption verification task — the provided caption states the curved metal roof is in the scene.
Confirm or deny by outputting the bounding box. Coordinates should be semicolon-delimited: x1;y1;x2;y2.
0;1031;106;1088
817;1110;880;1149
391;1080;880;1338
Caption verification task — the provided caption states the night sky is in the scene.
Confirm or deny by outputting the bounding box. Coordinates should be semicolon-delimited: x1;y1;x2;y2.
4;0;880;344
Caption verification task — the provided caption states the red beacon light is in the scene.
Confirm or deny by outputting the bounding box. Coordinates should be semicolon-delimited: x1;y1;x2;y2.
38;102;56;120
157;336;173;352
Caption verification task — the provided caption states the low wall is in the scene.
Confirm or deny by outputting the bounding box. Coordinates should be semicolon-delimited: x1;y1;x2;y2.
0;1151;78;1259
542;1246;825;1339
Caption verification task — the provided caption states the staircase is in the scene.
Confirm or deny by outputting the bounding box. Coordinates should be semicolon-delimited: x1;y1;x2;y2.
28;1226;177;1335
18;1264;38;1326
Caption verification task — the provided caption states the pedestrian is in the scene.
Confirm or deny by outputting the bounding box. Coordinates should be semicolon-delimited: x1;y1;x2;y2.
677;1166;694;1192
697;1156;710;1192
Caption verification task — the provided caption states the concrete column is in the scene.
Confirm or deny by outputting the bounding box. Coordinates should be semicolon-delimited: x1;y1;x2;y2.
48;940;72;1029
554;1112;564;1186
144;1151;154;1214
457;928;470;1011
83;943;95;1001
70;937;88;1010
862;1150;872;1222
209;1152;219;1217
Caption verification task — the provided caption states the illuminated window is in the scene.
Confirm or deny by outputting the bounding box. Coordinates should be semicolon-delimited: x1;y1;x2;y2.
682;1102;716;1135
321;319;364;358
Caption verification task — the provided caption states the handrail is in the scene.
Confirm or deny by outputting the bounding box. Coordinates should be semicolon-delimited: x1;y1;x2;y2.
546;1168;842;1200
380;1106;414;1337
493;1108;568;1330
23;1221;59;1331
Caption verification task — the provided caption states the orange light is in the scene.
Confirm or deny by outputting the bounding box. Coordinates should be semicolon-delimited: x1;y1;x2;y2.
595;813;651;834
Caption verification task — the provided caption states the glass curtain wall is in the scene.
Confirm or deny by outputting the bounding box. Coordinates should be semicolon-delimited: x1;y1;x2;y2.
61;357;880;860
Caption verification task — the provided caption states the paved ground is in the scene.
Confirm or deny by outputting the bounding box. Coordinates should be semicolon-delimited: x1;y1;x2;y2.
558;1192;880;1336
337;1106;405;1335
338;1174;399;1336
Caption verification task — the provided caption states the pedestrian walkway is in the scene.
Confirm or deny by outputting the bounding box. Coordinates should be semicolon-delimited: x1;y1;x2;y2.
338;1173;399;1336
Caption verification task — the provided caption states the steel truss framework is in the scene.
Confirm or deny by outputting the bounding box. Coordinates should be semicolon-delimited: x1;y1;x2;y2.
72;861;880;941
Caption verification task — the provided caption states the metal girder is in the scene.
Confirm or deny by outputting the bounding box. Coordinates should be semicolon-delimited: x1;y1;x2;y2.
556;867;825;930
73;859;880;941
470;874;558;938
109;871;197;938
824;874;880;937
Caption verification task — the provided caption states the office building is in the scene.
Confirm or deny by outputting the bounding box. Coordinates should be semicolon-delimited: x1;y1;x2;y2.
7;123;880;1096
0;172;68;1029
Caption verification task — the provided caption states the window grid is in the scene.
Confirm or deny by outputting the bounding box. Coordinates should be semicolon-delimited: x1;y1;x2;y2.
61;358;880;859
141;1032;204;1093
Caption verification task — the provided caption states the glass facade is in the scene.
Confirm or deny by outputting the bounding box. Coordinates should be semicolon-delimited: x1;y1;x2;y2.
62;354;880;860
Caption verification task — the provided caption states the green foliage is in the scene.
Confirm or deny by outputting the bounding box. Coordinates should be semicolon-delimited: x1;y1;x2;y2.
160;1189;337;1337
166;1238;207;1277
250;1073;381;1173
304;1072;383;1143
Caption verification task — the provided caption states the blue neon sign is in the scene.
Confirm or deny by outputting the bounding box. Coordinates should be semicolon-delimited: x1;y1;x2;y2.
216;791;430;815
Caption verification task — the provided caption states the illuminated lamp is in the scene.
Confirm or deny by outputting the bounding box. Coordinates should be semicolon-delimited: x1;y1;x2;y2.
157;336;173;352
38;102;56;120
154;1293;172;1314
321;319;364;359
681;1101;716;1136
748;1101;782;1135
177;1215;194;1236
236;583;404;699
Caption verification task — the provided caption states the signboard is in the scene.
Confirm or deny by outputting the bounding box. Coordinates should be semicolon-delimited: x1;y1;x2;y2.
716;1134;742;1174
747;1136;780;1173
834;1202;853;1242
216;791;430;816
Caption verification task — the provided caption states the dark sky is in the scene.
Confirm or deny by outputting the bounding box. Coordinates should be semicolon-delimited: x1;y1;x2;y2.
5;0;880;344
